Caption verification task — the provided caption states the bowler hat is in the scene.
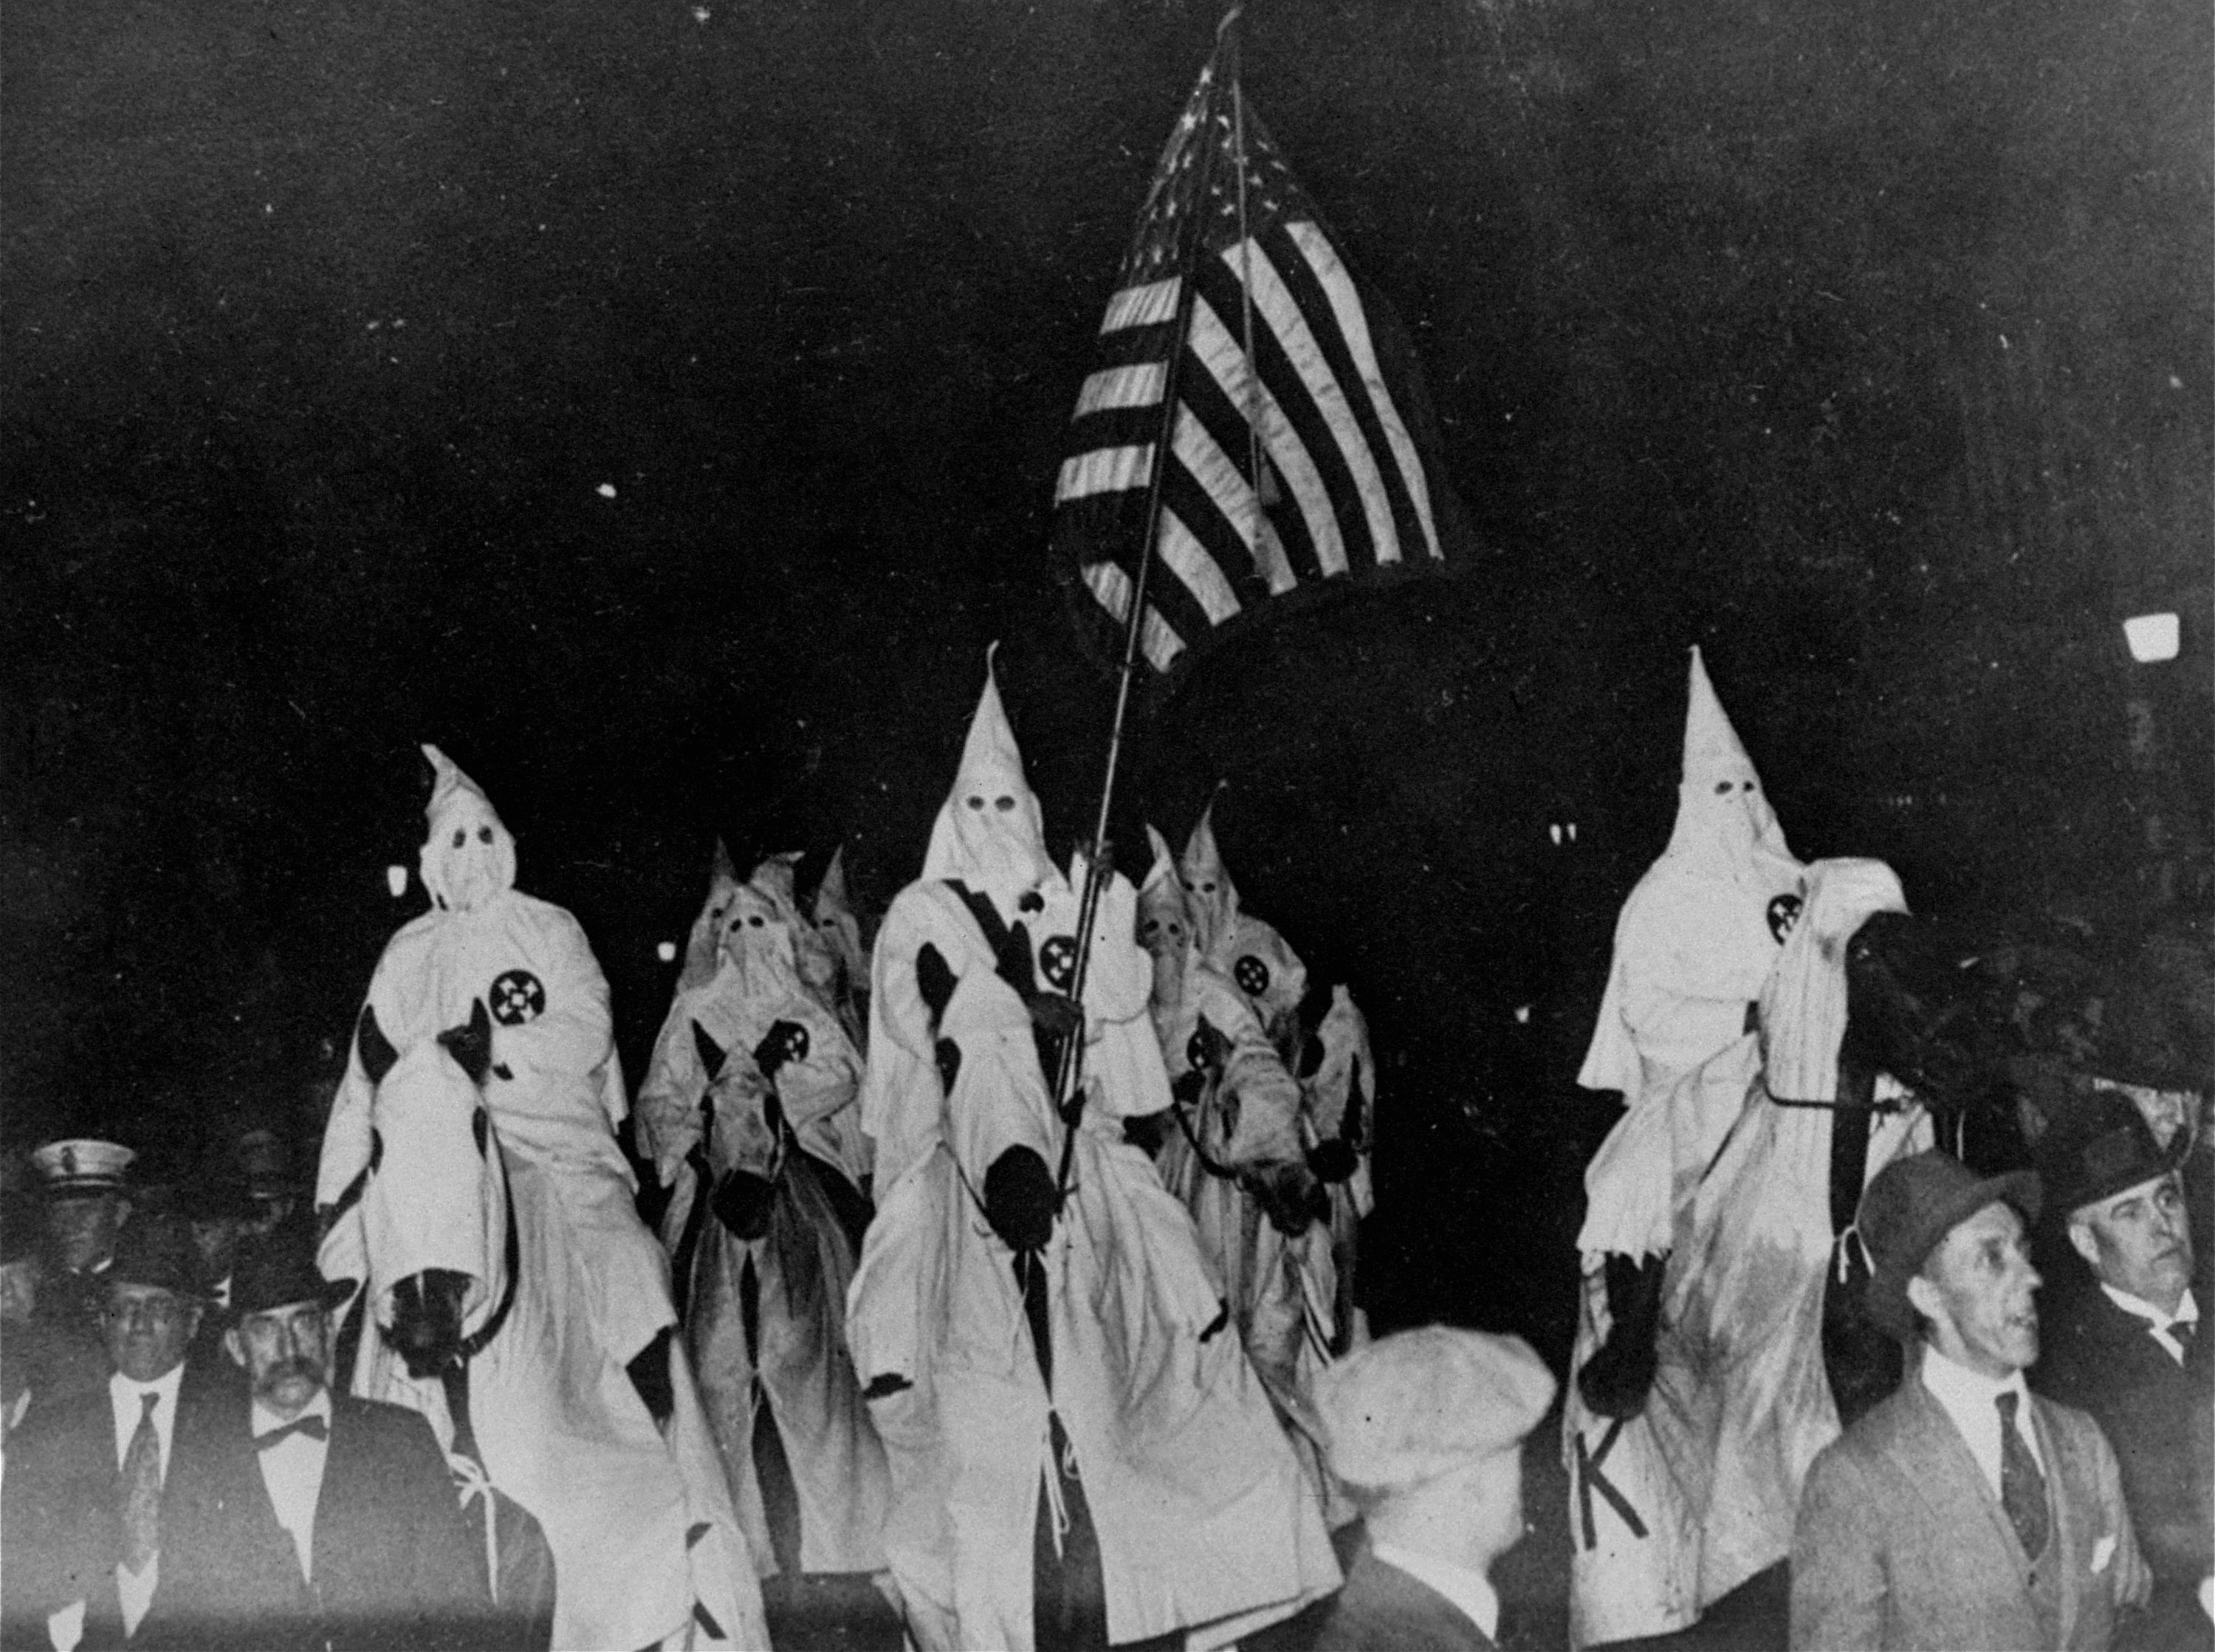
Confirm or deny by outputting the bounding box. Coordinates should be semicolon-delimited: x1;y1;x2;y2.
1860;1152;2040;1341
227;1219;354;1320
106;1211;207;1301
2034;1088;2189;1219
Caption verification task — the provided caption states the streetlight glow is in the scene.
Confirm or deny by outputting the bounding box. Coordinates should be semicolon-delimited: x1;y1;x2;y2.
656;940;678;963
2123;612;2180;664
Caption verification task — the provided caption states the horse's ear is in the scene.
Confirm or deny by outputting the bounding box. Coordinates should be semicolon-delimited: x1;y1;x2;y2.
691;1021;727;1080
357;1004;399;1087
439;998;495;1087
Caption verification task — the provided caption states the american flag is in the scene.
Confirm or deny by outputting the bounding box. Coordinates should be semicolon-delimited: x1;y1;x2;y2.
1052;41;1460;678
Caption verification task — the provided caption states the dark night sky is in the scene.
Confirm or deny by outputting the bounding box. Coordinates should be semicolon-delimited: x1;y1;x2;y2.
4;0;2208;1343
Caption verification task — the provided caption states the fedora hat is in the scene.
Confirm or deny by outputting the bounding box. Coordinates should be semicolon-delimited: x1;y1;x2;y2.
2034;1087;2190;1219
106;1211;207;1301
227;1218;354;1320
1859;1151;2040;1341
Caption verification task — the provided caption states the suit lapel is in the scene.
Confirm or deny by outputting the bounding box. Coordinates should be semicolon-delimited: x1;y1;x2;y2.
1891;1374;2036;1594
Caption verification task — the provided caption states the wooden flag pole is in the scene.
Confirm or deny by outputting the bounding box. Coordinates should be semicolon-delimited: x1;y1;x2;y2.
1051;7;1242;1201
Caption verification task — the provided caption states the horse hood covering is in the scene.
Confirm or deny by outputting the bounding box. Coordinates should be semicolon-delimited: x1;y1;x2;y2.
1579;647;1807;1098
848;664;1340;1649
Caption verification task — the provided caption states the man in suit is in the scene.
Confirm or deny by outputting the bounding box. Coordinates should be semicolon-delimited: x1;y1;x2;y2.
2031;1090;2213;1648
145;1218;494;1652
1274;1324;1556;1651
1;1209;220;1651
1791;1150;2152;1651
20;1140;140;1417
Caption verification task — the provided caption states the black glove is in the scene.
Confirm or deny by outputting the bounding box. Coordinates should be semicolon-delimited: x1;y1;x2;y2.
1248;1162;1325;1236
934;1037;961;1093
1306;1138;1359;1184
1027;993;1082;1042
1122;1112;1169;1156
917;944;955;1025
752;1019;809;1079
1170;1067;1208;1108
983;1146;1057;1252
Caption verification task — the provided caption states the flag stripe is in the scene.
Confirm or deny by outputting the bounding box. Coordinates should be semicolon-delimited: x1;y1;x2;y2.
1167;378;1299;596
1159;450;1280;608
1056;442;1154;506
1276;222;1439;560
1102;277;1182;334
1186;289;1348;575
1194;251;1378;573
1074;362;1168;419
1176;357;1325;586
1232;232;1404;563
1082;562;1185;672
1156;507;1243;625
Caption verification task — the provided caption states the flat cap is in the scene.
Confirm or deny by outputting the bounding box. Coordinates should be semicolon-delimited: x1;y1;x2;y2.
1313;1324;1556;1493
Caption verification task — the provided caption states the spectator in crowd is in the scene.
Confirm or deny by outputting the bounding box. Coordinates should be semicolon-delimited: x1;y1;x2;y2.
134;1218;495;1651
1791;1151;2149;1651
1285;1325;1557;1651
2032;1090;2214;1648
22;1141;138;1413
1;1210;221;1648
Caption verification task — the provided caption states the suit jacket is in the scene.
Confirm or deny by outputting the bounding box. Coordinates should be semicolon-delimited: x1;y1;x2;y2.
0;1358;234;1652
144;1389;493;1652
1790;1361;2152;1651
1256;1532;1498;1652
2033;1284;2214;1589
1;1377;492;1652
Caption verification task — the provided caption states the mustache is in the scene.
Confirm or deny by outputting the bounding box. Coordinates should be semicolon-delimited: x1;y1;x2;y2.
258;1356;324;1385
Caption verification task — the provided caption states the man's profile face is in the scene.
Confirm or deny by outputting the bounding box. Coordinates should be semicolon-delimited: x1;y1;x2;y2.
1909;1200;2041;1379
226;1300;332;1419
48;1192;128;1274
2070;1171;2193;1315
102;1282;201;1383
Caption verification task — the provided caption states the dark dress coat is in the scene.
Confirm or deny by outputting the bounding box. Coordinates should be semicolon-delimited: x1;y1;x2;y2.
2;1374;492;1652
2033;1282;2214;1650
1254;1532;1498;1652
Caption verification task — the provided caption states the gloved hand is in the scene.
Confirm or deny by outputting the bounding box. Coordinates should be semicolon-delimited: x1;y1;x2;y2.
1122;1112;1169;1156
1247;1161;1325;1236
1170;1067;1208;1108
917;944;955;1025
1027;993;1082;1042
983;1146;1057;1252
752;1019;809;1079
1305;1138;1359;1184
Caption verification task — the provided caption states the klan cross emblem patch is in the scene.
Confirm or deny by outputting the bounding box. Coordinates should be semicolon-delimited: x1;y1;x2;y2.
490;969;546;1026
1767;893;1804;944
1039;935;1079;993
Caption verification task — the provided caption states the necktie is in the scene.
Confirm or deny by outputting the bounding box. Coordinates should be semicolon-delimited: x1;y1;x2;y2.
120;1392;162;1574
255;1414;329;1449
1996;1392;2050;1560
2169;1318;2194;1358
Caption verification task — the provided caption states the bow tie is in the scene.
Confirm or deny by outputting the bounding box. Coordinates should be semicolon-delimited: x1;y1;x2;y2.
255;1414;329;1450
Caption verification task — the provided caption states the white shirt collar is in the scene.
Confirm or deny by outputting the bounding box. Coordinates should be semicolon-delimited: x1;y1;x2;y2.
1368;1539;1500;1640
1919;1340;2043;1493
2099;1280;2198;1328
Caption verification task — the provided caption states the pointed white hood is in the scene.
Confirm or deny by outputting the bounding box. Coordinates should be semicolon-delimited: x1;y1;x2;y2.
417;744;517;913
677;839;744;991
812;843;870;990
1661;647;1800;889
920;650;1057;906
1178;796;1240;959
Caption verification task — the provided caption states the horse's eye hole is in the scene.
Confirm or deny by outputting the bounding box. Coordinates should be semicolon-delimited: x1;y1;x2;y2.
748;915;763;927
